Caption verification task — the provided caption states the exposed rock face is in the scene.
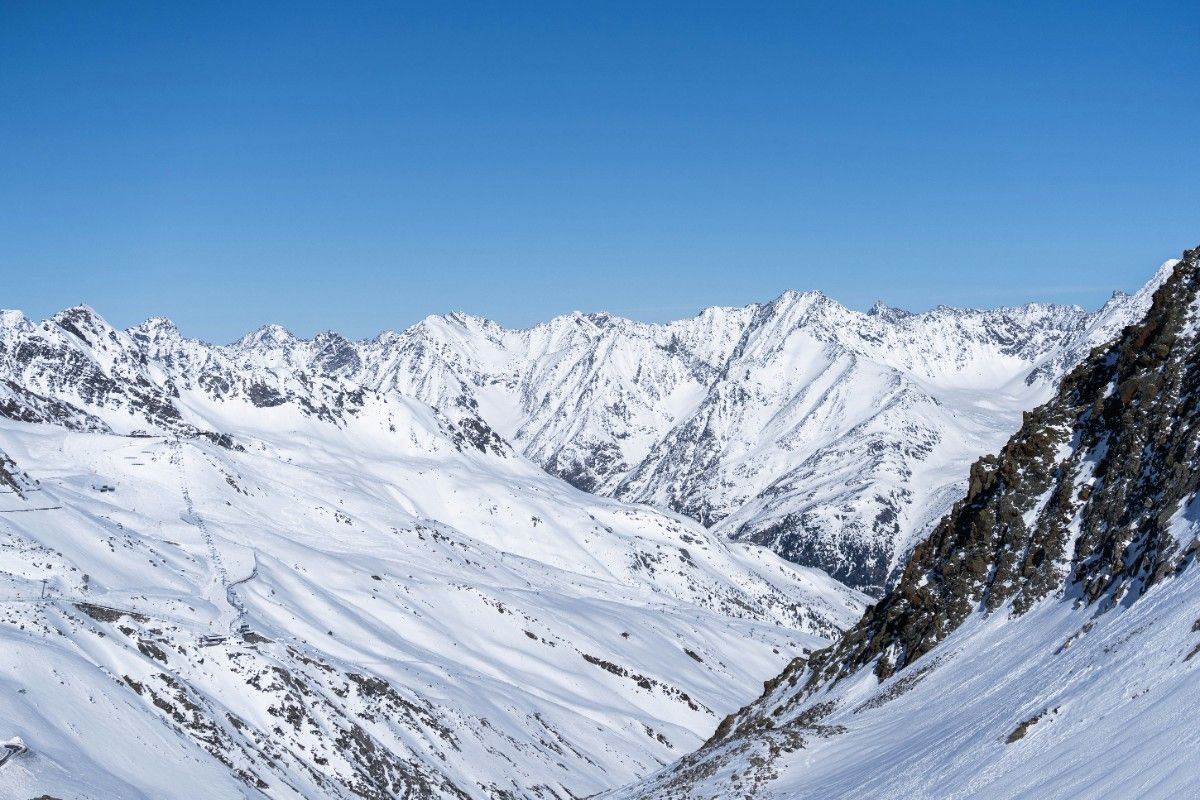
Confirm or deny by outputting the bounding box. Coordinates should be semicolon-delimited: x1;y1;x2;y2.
806;245;1200;685
0;446;36;497
610;245;1200;799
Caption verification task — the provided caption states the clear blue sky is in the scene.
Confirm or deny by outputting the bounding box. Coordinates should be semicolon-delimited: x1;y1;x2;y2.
1;2;1197;342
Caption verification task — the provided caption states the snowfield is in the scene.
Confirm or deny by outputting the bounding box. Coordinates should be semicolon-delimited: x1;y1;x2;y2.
0;401;862;799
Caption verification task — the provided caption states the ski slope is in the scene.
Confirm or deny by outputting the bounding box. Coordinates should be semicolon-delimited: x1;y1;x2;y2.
0;401;863;799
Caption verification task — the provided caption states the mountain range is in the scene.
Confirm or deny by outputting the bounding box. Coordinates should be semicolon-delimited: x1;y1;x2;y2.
0;261;1171;595
0;247;1192;799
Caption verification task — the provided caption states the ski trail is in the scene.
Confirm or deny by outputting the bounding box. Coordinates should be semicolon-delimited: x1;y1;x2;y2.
225;555;257;632
170;440;249;633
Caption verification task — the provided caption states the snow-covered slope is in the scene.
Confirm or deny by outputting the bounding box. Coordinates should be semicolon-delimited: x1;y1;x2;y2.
610;244;1200;800
0;387;862;798
1;259;1167;596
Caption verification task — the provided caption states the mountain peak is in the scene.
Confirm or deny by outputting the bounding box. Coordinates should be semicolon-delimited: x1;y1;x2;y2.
235;323;296;349
773;288;829;307
866;300;914;322
50;304;119;344
0;309;32;332
52;303;104;325
130;315;181;338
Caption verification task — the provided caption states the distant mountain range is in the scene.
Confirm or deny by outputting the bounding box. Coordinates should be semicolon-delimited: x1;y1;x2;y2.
0;259;1171;594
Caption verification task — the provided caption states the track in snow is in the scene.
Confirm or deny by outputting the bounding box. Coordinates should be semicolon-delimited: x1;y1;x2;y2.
170;440;250;634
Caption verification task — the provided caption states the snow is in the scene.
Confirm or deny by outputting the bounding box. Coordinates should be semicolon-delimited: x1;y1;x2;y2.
0;405;863;799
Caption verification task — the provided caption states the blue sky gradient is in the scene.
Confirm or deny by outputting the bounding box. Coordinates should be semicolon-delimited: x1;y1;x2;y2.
1;2;1197;342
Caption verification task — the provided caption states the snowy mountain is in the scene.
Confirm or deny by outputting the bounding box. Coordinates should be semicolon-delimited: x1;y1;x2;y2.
0;260;1165;598
609;244;1200;800
0;251;1177;798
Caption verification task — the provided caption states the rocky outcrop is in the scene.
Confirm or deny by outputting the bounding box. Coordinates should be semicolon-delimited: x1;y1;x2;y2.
801;245;1200;687
613;244;1200;797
